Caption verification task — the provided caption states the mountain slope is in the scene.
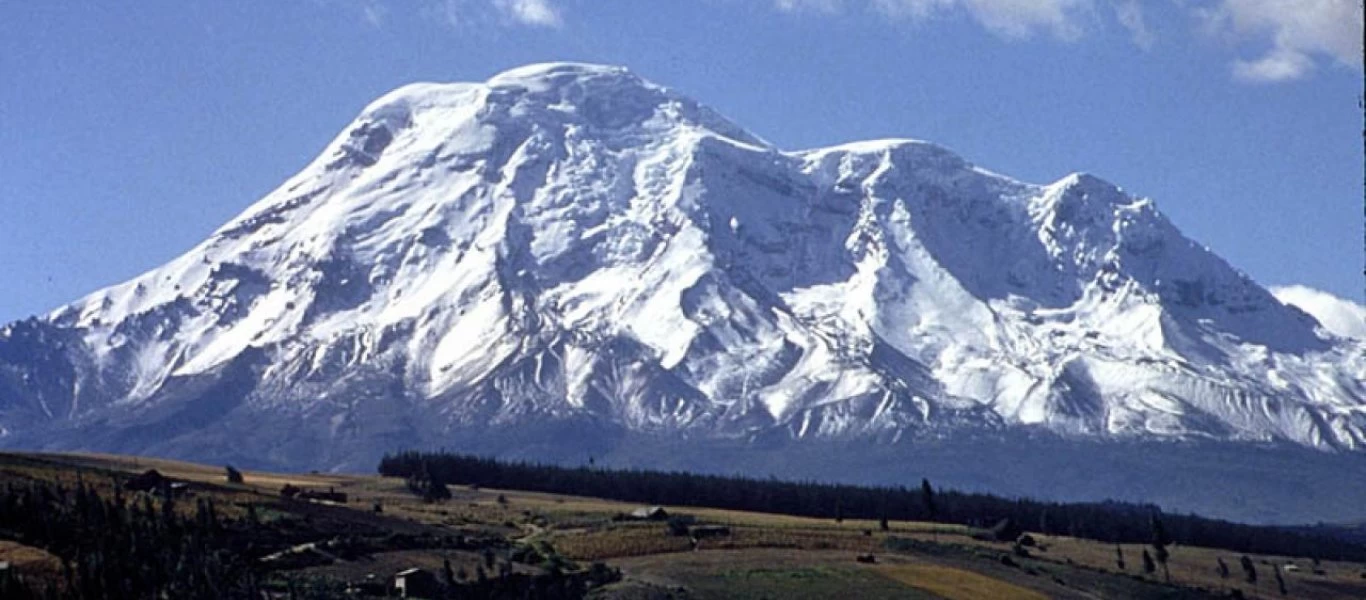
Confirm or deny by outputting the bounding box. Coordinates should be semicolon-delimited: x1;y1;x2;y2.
1;63;1363;519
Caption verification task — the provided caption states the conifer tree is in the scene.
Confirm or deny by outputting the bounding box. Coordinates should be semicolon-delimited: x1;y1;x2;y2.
1151;513;1172;582
1240;555;1257;584
921;478;937;522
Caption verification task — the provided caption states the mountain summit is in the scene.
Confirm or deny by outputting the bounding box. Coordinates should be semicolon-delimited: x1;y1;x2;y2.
2;63;1362;521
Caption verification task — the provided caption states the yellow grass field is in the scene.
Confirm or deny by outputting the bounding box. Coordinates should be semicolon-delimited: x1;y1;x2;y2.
879;564;1050;600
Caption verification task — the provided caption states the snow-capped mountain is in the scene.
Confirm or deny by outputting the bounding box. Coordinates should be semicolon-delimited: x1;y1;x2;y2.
2;63;1363;521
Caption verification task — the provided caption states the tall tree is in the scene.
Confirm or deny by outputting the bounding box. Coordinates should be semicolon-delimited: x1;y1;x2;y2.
921;478;937;541
224;465;244;484
1240;555;1257;584
1151;513;1172;582
920;478;937;522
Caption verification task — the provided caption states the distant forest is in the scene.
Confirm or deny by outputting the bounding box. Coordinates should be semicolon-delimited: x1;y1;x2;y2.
379;451;1366;562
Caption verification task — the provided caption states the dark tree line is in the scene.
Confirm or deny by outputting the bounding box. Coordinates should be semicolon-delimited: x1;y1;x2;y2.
0;478;261;599
378;451;1366;561
405;461;453;502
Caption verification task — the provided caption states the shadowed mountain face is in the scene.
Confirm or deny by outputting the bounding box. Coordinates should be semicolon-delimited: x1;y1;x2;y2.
1;63;1362;522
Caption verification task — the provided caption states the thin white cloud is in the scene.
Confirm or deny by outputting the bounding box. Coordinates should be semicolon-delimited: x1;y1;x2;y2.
1196;0;1363;83
358;1;1362;83
431;0;468;29
905;0;1092;40
1113;0;1154;49
771;0;1362;82
773;0;1097;40
404;0;564;30
1232;46;1315;82
362;1;388;27
774;0;844;13
1272;285;1366;340
493;0;562;28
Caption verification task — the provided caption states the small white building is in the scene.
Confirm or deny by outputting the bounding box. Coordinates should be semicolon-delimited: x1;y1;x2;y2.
630;506;669;520
394;567;439;598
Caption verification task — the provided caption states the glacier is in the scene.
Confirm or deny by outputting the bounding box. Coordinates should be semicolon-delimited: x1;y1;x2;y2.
1;63;1363;523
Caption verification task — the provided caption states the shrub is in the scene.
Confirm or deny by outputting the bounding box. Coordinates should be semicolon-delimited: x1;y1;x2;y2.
586;562;621;587
666;515;697;537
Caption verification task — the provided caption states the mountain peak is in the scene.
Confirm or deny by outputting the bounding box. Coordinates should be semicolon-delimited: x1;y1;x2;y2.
487;62;641;88
332;63;767;172
1047;172;1128;203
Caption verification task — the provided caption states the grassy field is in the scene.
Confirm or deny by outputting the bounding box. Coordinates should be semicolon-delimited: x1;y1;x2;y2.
0;540;61;577
1;451;1364;599
605;549;936;599
877;564;1048;600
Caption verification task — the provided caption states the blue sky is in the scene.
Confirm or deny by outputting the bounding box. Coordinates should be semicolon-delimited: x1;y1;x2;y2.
1;0;1361;322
